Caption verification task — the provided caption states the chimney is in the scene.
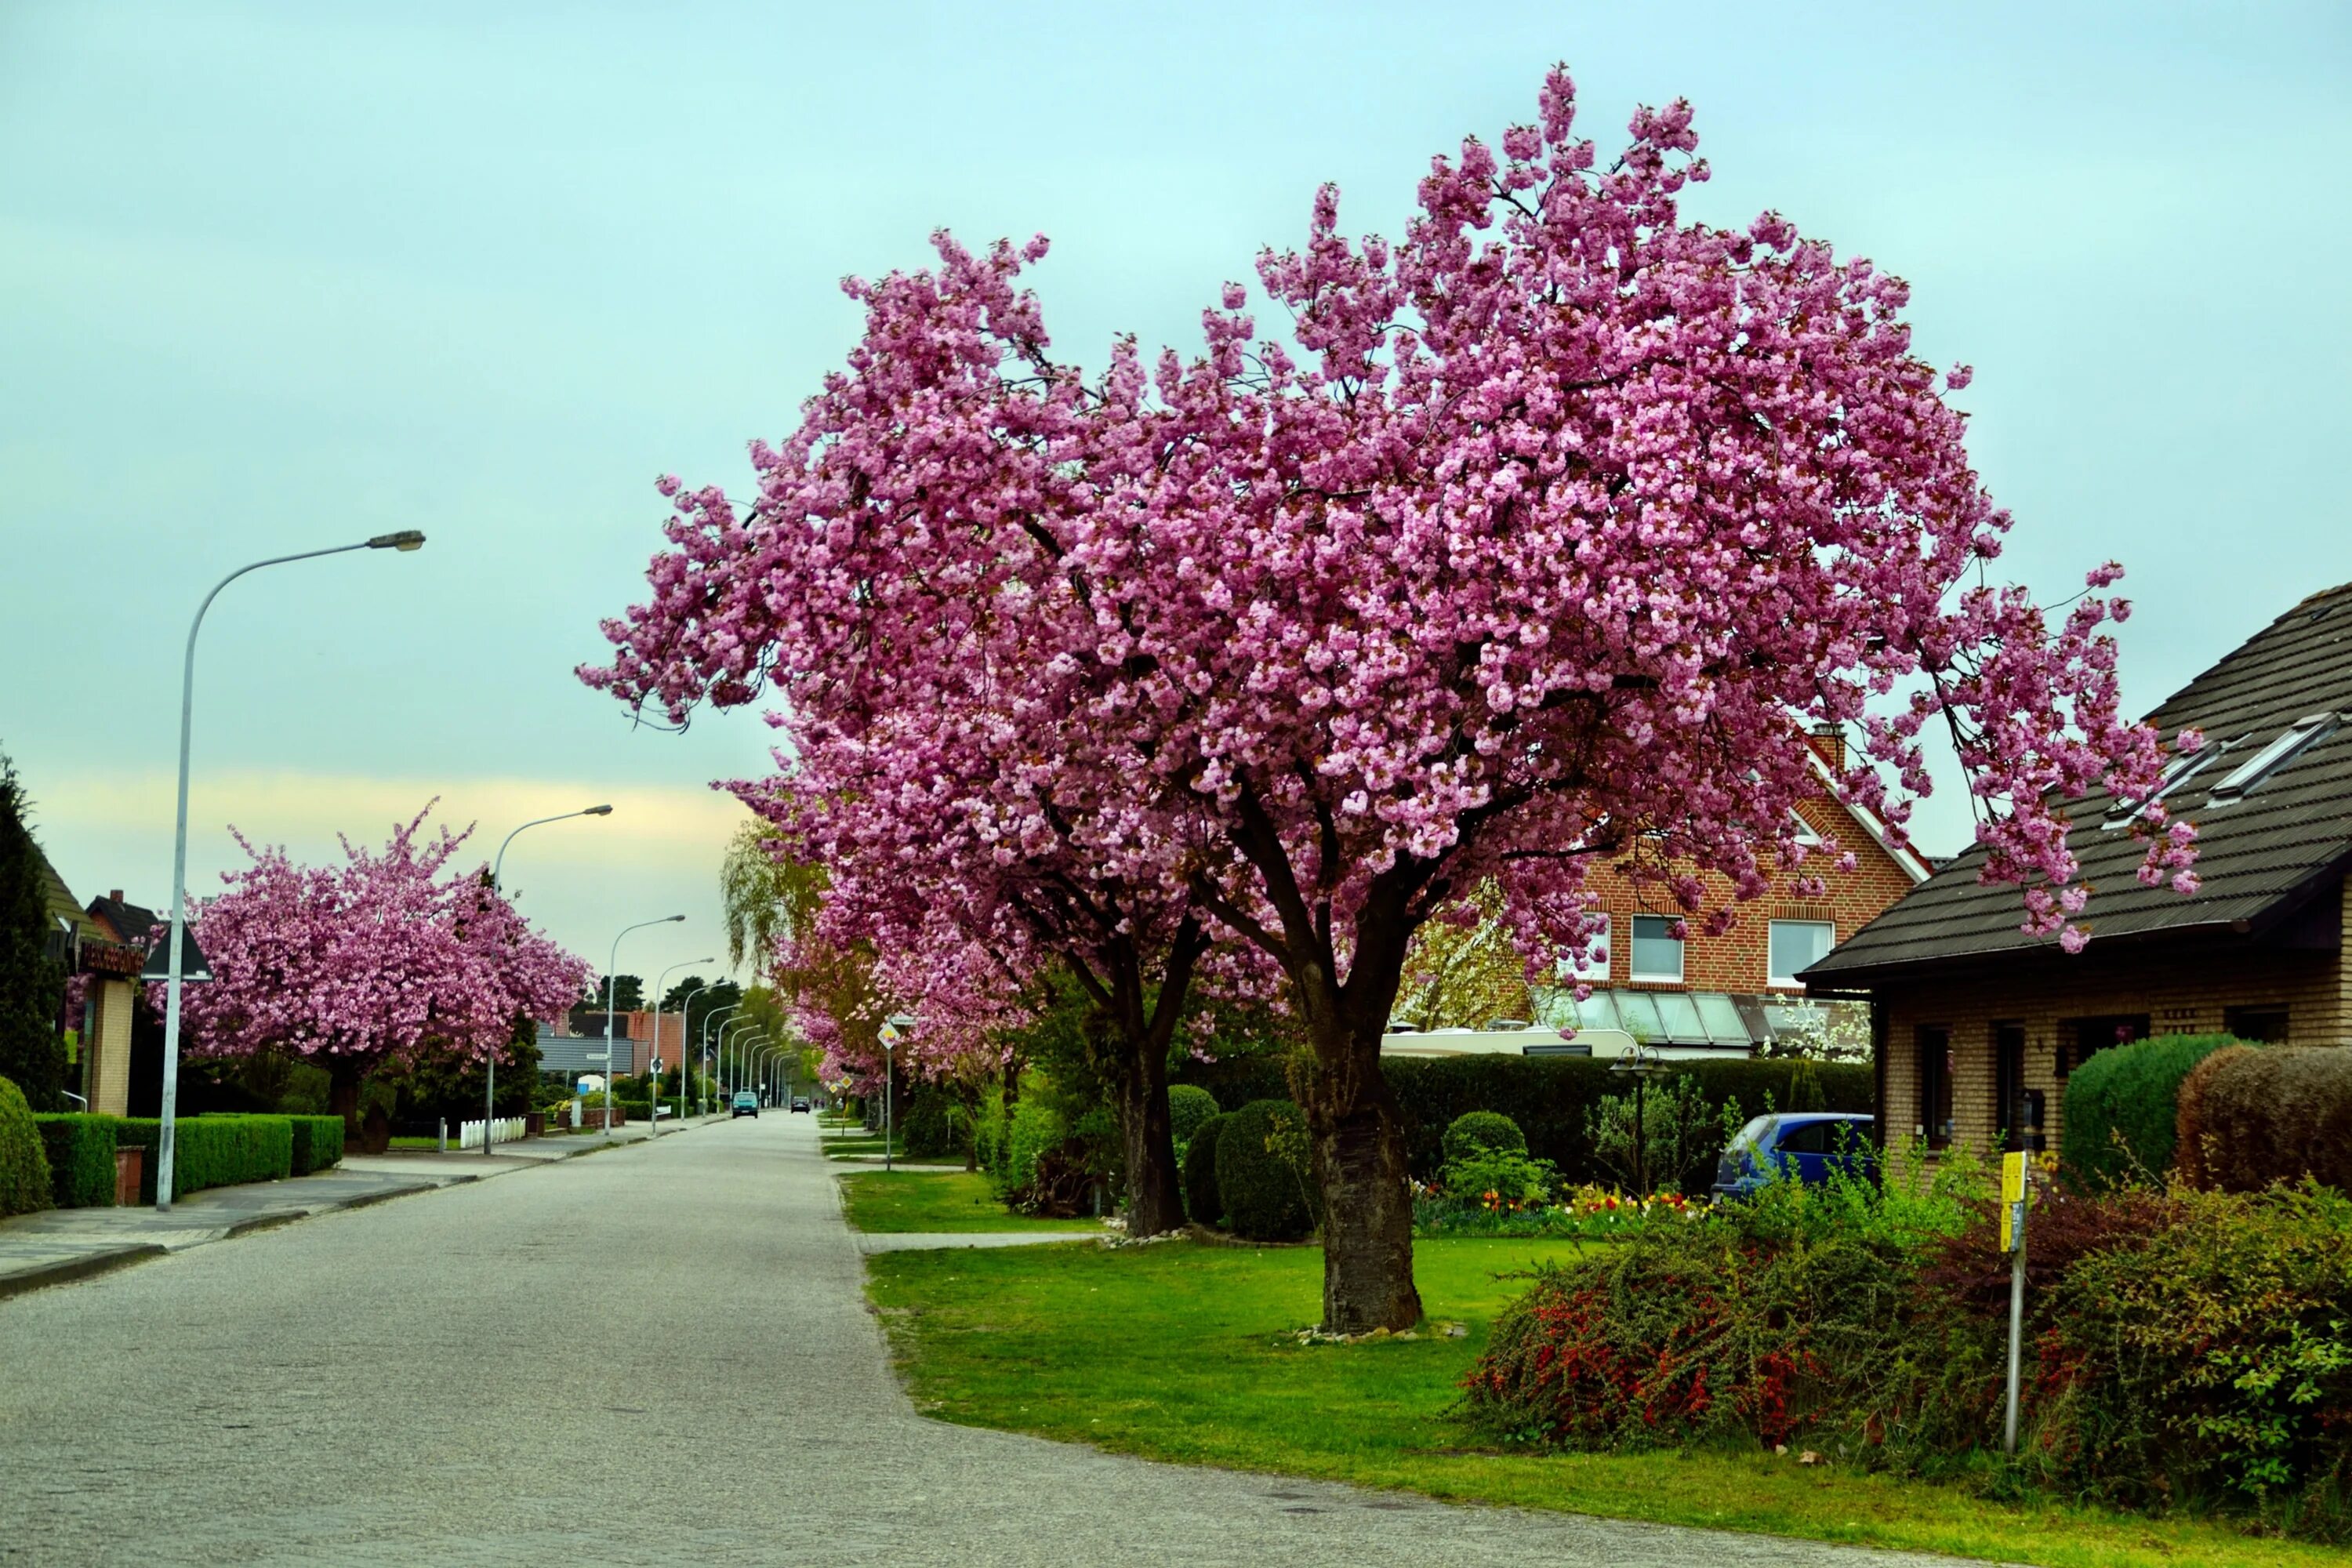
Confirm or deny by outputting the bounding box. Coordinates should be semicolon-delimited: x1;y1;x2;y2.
1807;724;1846;771
109;890;124;904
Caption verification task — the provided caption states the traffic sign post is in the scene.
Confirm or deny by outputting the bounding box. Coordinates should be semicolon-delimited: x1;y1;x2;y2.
2001;1150;2030;1455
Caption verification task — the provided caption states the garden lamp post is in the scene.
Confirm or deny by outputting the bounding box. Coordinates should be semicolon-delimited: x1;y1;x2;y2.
648;959;713;1135
604;916;684;1137
880;1014;916;1173
1610;1041;1669;1197
485;804;613;1156
699;1004;739;1116
157;529;425;1212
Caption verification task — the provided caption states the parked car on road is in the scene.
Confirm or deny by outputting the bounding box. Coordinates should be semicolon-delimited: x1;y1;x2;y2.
1711;1112;1875;1198
731;1091;759;1120
790;1098;811;1114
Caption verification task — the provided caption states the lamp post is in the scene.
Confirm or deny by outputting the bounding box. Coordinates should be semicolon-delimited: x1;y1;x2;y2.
717;1016;757;1107
648;960;713;1134
604;916;684;1137
1610;1041;1669;1197
485;804;613;1156
879;1014;916;1173
156;530;425;1212
699;1004;739;1116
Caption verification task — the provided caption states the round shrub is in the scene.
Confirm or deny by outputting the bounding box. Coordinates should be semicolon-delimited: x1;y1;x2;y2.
1167;1084;1219;1150
1216;1098;1315;1242
2062;1032;2238;1190
2175;1045;2352;1193
1182;1111;1229;1225
1442;1109;1527;1167
0;1075;55;1218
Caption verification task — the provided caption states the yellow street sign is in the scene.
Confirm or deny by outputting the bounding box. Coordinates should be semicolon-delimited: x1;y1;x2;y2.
2000;1150;2029;1250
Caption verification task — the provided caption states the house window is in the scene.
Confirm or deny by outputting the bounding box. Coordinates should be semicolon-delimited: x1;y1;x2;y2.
1629;916;1684;983
1916;1025;1954;1150
1559;914;1611;982
2223;1005;2290;1044
2206;713;2337;804
1767;920;1834;986
2057;1014;2150;1077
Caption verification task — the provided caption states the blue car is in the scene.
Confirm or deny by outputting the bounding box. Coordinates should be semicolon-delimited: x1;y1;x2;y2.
1712;1112;1877;1198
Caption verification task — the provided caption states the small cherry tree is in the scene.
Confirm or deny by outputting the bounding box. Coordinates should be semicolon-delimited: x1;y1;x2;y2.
169;805;588;1148
588;69;2193;1330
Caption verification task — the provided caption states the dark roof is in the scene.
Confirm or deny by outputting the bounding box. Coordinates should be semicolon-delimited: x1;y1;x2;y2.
86;894;162;949
1806;580;2352;983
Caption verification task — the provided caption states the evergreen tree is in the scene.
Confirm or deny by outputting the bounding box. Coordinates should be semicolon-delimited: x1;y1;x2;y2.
0;751;67;1109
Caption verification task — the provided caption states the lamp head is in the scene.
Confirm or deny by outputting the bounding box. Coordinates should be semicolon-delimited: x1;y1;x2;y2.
583;804;615;817
368;530;426;552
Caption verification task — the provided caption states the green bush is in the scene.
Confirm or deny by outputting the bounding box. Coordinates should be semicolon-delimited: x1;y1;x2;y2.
32;1112;119;1207
616;1098;652;1121
2062;1033;2240;1189
1215;1099;1316;1241
898;1084;957;1159
994;1094;1068;1200
2176;1046;2352;1194
1167;1084;1220;1152
113;1114;295;1202
1441;1109;1527;1166
0;1074;53;1217
286;1115;343;1174
1182;1112;1229;1225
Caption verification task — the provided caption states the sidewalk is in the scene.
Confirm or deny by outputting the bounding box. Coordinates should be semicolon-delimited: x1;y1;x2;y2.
0;1114;728;1299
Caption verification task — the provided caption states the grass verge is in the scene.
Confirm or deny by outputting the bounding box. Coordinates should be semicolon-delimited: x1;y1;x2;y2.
865;1238;2339;1568
840;1170;1102;1234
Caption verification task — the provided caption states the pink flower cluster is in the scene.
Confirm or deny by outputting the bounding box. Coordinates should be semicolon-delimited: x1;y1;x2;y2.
586;66;2192;1031
162;805;590;1074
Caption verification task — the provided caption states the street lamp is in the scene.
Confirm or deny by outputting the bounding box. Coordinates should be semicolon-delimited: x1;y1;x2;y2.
648;960;713;1135
1610;1041;1670;1197
156;530;426;1211
699;1003;739;1116
717;1016;757;1108
484;804;614;1156
879;1014;916;1174
604;916;684;1137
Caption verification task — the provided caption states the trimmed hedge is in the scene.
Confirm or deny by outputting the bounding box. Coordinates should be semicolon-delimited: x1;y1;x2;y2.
1179;1054;1871;1184
1167;1083;1220;1151
2061;1033;2240;1190
1182;1111;1229;1225
2176;1046;2352;1194
0;1074;53;1218
1442;1110;1527;1166
1216;1099;1315;1241
32;1112;118;1207
287;1115;344;1174
113;1115;295;1203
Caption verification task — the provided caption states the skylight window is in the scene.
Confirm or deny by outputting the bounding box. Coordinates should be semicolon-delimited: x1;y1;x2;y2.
2205;713;2339;804
2103;742;2227;828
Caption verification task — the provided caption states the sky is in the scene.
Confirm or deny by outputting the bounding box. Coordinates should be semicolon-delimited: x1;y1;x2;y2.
2;1;2347;987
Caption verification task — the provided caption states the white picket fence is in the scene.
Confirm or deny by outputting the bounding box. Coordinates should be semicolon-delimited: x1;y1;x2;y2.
457;1116;527;1151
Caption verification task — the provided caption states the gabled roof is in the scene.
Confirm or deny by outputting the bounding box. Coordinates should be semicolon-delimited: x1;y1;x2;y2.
33;844;94;941
1806;580;2352;983
87;893;163;949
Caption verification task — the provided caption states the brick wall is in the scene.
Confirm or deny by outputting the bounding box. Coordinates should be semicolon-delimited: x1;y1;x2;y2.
1878;874;2350;1152
1577;796;1919;996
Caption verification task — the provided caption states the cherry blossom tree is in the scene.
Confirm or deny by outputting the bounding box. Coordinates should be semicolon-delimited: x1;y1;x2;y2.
586;68;2194;1330
168;805;588;1149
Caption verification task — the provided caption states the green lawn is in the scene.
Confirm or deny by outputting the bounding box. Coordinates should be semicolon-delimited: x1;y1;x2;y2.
865;1238;2339;1568
840;1170;1101;1234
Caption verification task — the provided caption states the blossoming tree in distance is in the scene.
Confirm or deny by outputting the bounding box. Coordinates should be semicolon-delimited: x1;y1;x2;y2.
586;69;2195;1330
169;805;588;1152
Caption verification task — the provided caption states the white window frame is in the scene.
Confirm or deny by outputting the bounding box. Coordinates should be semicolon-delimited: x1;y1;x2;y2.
1629;915;1685;983
1558;914;1611;982
2206;713;2338;803
1768;918;1835;988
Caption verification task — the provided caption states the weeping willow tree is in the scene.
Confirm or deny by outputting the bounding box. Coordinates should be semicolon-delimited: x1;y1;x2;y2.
721;818;869;1087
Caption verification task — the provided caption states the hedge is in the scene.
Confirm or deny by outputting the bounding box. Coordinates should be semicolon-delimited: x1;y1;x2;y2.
1182;1111;1229;1225
2176;1046;2352;1194
1182;1056;1868;1184
113;1115;295;1203
1215;1099;1315;1241
0;1075;52;1218
286;1115;344;1174
2061;1033;2240;1190
32;1112;119;1207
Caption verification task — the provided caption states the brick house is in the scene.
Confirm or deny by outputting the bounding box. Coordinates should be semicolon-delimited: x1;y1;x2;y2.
1802;580;2352;1153
1534;731;1931;1052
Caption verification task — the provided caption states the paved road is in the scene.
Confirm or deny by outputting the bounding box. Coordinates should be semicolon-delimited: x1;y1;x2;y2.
0;1116;1973;1566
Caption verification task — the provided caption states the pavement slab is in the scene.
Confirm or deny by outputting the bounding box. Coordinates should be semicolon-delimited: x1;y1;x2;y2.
0;1113;1989;1566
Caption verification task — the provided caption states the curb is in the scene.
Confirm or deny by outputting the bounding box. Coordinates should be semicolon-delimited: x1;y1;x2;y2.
0;1243;169;1301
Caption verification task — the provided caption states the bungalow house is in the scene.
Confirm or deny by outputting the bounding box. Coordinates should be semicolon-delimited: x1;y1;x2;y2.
1802;580;2352;1152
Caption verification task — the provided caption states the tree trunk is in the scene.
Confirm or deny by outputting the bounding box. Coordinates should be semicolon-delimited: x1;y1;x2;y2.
1112;1030;1185;1236
328;1060;390;1155
1296;989;1422;1334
